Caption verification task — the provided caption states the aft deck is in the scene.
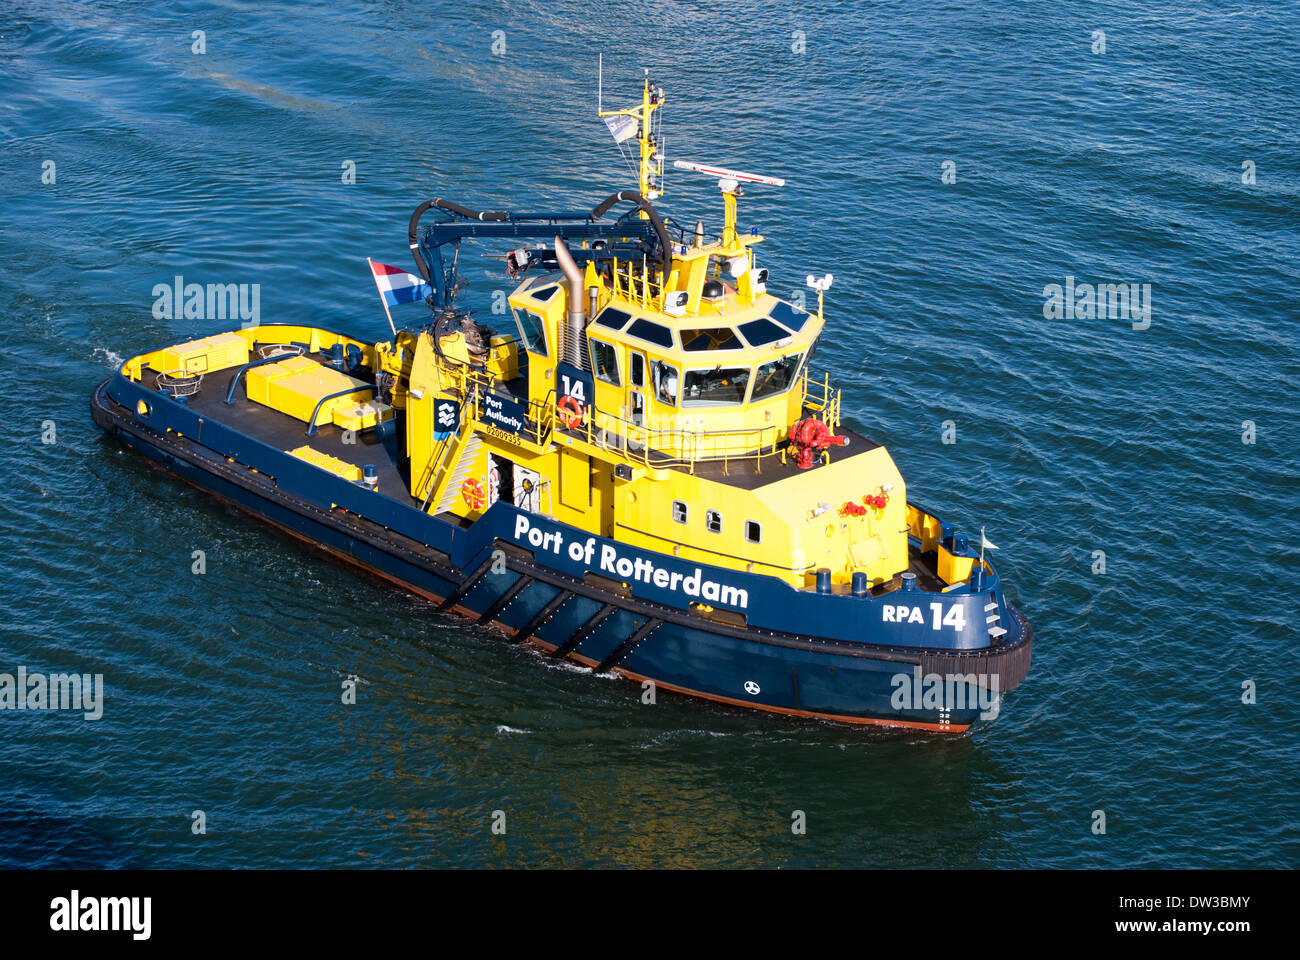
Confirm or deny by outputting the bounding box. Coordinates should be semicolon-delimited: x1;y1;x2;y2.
142;352;420;509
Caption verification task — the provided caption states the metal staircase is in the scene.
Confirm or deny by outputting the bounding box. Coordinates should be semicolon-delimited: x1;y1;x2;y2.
431;432;483;515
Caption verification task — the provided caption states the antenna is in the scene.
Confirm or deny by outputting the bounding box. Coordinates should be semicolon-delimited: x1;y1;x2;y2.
672;159;786;187
598;53;602;114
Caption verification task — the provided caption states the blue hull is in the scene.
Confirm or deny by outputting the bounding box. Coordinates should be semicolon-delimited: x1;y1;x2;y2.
92;374;1031;732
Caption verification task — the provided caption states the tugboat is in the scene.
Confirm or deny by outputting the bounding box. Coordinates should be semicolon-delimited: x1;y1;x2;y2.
91;74;1032;732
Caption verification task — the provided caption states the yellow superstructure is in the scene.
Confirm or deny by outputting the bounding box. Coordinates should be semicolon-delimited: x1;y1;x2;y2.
396;78;912;590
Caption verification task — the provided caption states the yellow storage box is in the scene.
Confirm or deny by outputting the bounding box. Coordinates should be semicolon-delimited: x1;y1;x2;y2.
245;356;374;426
286;445;363;482
159;332;250;375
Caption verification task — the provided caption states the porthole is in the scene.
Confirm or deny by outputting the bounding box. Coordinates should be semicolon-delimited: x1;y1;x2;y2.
745;520;762;544
706;510;722;534
672;500;688;524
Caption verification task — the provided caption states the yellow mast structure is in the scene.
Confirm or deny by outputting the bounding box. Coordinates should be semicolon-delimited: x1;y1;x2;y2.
597;68;665;208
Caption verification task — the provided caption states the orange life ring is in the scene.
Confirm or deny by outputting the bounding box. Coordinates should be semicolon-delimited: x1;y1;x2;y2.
558;395;584;429
461;477;487;511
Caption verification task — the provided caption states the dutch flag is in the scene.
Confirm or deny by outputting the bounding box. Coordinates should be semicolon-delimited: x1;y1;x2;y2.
369;260;433;307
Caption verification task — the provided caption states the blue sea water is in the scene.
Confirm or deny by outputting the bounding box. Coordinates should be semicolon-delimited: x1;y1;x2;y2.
0;0;1297;868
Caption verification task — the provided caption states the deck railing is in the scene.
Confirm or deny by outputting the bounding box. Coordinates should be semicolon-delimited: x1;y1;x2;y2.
433;358;846;474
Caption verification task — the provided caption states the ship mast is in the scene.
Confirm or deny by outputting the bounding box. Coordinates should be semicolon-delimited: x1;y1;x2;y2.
597;65;665;206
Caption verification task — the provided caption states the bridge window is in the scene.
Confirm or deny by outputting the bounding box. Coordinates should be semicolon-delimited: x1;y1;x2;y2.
769;301;812;333
514;309;548;356
672;500;688;524
651;360;679;405
738;317;790;347
750;352;803;401
745;520;762;544
681;327;743;351
531;285;560;302
683;366;751;406
630;352;645;389
588;339;620;385
706;510;722;534
627;318;675;349
593;306;632;331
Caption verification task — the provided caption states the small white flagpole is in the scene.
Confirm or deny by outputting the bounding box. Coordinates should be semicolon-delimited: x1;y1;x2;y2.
367;257;398;337
979;525;987;571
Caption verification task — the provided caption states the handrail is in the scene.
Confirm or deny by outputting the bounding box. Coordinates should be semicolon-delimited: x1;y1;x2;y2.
224;353;297;404
305;385;377;436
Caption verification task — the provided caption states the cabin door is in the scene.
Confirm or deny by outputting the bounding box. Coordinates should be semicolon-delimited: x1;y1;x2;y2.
628;351;647;430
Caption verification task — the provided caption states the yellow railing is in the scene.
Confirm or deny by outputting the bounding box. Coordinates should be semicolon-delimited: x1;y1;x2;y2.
434;361;851;476
610;260;666;312
801;369;841;431
568;409;781;474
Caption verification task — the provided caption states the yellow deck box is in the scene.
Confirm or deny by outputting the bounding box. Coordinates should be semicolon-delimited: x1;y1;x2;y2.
159;332;250;375
245;356;373;426
286;445;363;482
331;399;395;433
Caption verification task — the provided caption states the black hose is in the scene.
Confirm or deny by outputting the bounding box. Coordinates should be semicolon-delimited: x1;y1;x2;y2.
408;198;512;280
408;192;673;288
590;191;673;278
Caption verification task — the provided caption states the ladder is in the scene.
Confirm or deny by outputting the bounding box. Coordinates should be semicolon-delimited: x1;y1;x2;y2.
431;432;483;515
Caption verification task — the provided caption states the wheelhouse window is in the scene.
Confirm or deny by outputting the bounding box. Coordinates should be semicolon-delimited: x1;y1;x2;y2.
514;309;548;356
593;306;632;331
627;317;675;348
681;327;743;352
531;285;560;303
588;338;620;385
750;352;803;401
672;500;688;524
769;300;813;333
683;365;751;406
745;520;762;543
651;359;679;405
706;510;722;534
738;317;790;348
630;352;645;389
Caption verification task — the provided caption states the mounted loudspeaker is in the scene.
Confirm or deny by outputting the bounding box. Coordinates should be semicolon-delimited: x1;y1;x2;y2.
752;267;768;295
663;290;689;317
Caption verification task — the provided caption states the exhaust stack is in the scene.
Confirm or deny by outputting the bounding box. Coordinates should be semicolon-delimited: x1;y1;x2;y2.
554;238;587;369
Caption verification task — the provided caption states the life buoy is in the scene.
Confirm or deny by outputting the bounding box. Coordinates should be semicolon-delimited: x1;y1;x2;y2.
558;395;584;429
461;477;487;511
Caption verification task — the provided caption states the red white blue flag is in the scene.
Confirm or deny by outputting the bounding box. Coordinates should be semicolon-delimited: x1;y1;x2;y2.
368;260;433;307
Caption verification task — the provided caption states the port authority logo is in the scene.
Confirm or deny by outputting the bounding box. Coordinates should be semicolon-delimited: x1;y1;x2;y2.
50;890;151;940
513;514;749;609
433;398;460;441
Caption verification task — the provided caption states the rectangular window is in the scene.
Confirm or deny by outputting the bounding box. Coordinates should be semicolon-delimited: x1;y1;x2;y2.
627;317;675;348
651;360;679;406
593;306;632;331
769;300;812;333
706;510;722;534
588;338;620;385
513;308;548;356
750;352;803;401
672;500;688;524
738;317;790;348
681;328;743;351
630;352;645;389
682;366;751;406
745;520;762;543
